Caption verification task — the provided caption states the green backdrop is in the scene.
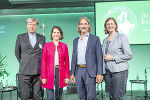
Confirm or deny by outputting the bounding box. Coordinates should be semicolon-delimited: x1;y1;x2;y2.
0;11;95;88
0;6;150;91
96;1;150;44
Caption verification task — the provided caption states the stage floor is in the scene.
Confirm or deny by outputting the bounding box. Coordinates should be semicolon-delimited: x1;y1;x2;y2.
1;90;150;100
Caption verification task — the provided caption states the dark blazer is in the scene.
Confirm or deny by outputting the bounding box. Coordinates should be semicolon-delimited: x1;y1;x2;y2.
71;33;103;77
15;33;45;75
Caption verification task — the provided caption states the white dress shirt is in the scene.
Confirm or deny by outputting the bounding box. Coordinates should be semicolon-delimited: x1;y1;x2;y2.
28;32;36;48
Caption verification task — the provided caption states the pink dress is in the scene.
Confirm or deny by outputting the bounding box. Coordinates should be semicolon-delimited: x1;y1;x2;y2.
41;41;70;89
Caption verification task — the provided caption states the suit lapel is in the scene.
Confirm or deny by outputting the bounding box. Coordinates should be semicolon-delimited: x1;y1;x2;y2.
26;33;41;51
33;33;42;51
108;32;118;50
24;33;33;49
34;33;40;49
75;37;79;55
103;38;107;54
86;33;92;52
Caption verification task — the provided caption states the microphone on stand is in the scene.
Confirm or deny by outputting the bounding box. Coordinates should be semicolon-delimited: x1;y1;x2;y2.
145;67;150;80
144;67;150;99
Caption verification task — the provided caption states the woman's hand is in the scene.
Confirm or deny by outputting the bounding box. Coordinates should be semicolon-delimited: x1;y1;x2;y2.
104;54;114;61
42;79;47;84
64;79;69;84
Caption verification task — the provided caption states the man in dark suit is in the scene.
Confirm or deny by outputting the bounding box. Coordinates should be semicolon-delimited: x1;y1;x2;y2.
15;18;45;100
71;17;103;100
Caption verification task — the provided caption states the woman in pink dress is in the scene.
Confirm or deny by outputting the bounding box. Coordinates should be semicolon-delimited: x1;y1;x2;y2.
41;26;70;100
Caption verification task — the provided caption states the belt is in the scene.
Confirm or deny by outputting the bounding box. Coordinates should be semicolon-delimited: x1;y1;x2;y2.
77;64;86;68
55;65;59;69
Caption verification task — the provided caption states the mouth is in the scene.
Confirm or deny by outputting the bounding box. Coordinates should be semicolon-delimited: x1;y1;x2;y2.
108;27;114;29
81;27;86;29
54;36;59;38
30;30;34;31
81;28;87;31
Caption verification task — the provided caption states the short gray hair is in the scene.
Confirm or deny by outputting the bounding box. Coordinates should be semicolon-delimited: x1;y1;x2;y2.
26;17;39;25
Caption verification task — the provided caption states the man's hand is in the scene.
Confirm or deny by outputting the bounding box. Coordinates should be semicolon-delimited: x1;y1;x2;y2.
71;74;76;84
42;79;47;84
96;75;103;84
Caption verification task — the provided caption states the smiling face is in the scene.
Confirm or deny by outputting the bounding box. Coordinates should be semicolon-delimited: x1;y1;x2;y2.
26;20;38;34
106;19;117;34
51;28;61;41
78;18;90;34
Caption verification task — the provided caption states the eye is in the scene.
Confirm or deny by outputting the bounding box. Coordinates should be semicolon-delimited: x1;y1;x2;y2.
111;23;114;25
106;23;110;26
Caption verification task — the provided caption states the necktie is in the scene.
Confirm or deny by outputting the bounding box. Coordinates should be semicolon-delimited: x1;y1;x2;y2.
31;35;36;48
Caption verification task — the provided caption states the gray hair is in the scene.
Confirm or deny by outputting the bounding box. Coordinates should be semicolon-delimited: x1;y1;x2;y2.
26;17;39;25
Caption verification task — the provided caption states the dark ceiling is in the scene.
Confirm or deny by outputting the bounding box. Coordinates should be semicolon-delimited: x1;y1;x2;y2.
0;0;96;9
0;0;145;9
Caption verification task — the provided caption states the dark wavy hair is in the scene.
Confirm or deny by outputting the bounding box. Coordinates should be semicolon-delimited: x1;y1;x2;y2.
51;26;64;40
